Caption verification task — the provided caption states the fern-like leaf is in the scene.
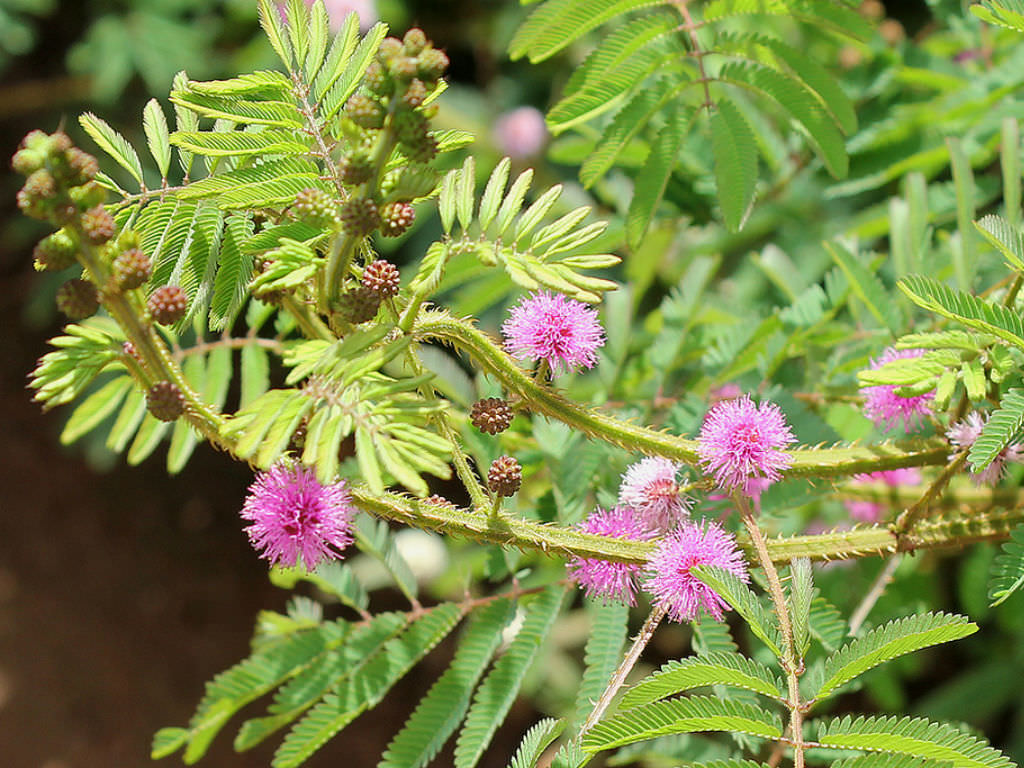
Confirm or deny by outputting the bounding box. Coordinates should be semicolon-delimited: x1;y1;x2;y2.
626;108;690;248
581;695;783;753
968;389;1024;473
506;718;566;768
809;595;848;653
454;585;567;768
691;565;783;658
621;652;783;709
573;599;629;726
988;524;1024;606
273;603;462;768
818;715;1014;768
813;613;976;700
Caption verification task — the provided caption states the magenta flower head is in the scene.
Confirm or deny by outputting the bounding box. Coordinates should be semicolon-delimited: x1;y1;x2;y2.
860;347;934;432
240;464;355;570
502;291;605;375
697;395;796;493
947;412;1023;485
567;506;654;605
618;457;692;533
645;520;748;623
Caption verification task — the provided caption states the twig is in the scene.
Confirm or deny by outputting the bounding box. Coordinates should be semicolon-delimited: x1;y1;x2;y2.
672;0;713;111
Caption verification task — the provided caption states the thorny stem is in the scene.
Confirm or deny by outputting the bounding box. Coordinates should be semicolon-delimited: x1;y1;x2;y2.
578;605;667;737
849;555;902;635
736;495;804;768
893;451;968;537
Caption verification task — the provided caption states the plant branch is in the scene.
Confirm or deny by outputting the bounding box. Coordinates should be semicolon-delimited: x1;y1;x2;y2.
849;555;901;635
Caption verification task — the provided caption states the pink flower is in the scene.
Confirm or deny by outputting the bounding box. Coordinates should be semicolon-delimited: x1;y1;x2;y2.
645;520;748;622
697;395;796;493
494;106;548;159
567;506;654;605
947;412;1023;485
240;464;355;570
844;467;923;523
618;457;692;533
286;0;378;30
502;291;605;375
860;347;934;432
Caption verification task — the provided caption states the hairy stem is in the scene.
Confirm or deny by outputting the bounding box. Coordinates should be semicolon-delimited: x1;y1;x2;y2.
579;605;666;737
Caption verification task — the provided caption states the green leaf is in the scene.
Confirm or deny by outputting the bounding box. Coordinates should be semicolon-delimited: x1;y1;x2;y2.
151;727;189;759
831;755;955;768
143;98;172;179
320;22;388;120
80;111;145;187
988;524;1024;606
626;108;689;249
827;242;900;334
809;595;847;653
273;604;462;768
478;158;511;232
818;715;1014;768
454;585;567;768
691;566;783;658
170;129;311;158
60;375;132;444
509;0;654;63
379;598;516;768
574;599;628;726
353;515;420;604
493;169;534;239
975;214;1024;272
813;613;977;700
507;718;566;768
257;0;293;70
789;558;813;659
968;389;1024;473
898;276;1024;352
457;156;475;233
621;652;783;709
581;695;782;753
712;99;758;232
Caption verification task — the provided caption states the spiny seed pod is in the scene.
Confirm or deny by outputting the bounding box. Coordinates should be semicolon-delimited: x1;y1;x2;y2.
403;28;428;56
49;132;72;153
56;278;100;320
81;205;116;244
488;455;522;497
337;153;373;186
362;259;401;298
147;381;186;422
402;78;427;109
63;148;99;186
292;187;339;227
113;248;152;289
335;286;382;324
33;230;78;272
340;196;381;237
379;201;415;238
470;398;514;435
417;47;450;83
148;285;188;325
345;94;385;130
377;36;404;63
364;61;392;97
19;130;50;152
388;56;419;82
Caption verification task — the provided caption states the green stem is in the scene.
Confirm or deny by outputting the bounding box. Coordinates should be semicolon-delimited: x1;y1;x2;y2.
413;311;950;477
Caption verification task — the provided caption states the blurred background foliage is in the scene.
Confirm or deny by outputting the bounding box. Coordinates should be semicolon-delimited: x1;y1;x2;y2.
4;0;1024;766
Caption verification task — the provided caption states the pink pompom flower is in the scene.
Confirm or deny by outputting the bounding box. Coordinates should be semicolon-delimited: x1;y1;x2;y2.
240;464;355;570
860;347;934;432
502;291;605;375
567;506;654;605
494;106;548;159
947;412;1023;485
844;468;923;523
645;520;748;622
618;457;692;533
697;395;796;493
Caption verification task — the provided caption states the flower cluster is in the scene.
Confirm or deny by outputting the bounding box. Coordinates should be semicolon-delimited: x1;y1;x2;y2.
645;521;749;622
618;456;691;533
566;506;653;605
947;412;1023;485
502;291;605;375
697;395;796;493
240;464;355;570
860;347;934;432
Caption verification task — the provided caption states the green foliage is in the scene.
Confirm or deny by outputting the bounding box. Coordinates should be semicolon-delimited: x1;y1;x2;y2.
506;718;566;768
818;715;1014;768
29;319;123;409
987;524;1024;606
692;566;783;658
621;652;783;708
573;599;629;726
967;389;1024;473
581;695;783;753
812;613;977;700
972;1;1024;32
